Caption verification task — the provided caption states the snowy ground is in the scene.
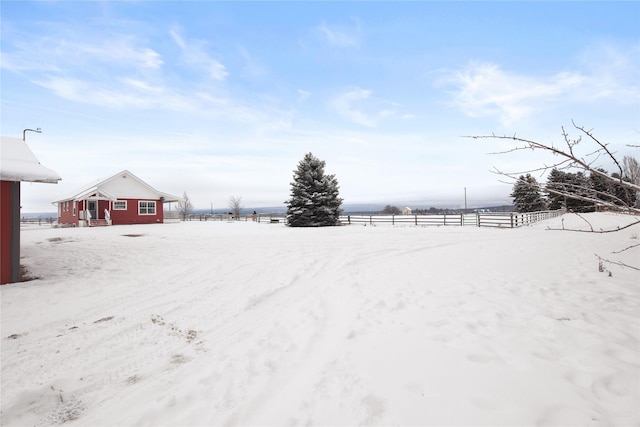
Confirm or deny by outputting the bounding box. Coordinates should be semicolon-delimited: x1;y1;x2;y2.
1;213;639;427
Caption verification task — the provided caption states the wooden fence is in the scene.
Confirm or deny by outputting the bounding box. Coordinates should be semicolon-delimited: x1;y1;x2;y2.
183;209;565;228
339;210;564;228
185;213;288;224
20;216;56;226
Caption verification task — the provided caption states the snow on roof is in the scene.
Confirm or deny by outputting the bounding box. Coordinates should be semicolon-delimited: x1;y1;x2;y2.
0;136;61;183
53;170;181;203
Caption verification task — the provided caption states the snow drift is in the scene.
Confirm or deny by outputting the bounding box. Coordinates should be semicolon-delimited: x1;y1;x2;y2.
1;213;638;426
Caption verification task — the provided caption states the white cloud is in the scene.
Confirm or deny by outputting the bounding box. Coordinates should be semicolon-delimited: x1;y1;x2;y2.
80;37;164;70
440;43;640;127
237;45;266;78
120;78;163;93
439;62;588;126
329;87;377;127
169;27;228;81
329;89;412;127
577;42;640;103
1;34;163;72
297;89;311;102
315;21;362;48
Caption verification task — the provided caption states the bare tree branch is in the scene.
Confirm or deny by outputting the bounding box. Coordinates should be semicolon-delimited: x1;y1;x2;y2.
612;242;640;254
465;122;640;195
595;254;640;271
546;217;640;233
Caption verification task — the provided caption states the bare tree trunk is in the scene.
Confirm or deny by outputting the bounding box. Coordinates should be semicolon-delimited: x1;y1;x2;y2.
229;196;243;219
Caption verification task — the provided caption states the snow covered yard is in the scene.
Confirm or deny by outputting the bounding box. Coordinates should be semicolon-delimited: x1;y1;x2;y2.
1;213;639;427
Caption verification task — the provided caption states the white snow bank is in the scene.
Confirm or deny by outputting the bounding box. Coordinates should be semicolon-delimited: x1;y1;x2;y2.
2;213;639;426
0;136;61;183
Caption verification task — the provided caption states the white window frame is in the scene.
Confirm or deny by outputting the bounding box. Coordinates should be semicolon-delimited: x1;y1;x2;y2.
113;200;127;210
73;201;77;216
138;200;156;215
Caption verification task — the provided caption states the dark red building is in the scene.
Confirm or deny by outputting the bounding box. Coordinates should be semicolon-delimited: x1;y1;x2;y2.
1;136;61;284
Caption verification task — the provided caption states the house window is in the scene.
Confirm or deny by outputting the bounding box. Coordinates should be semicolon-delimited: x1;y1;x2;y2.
138;201;156;215
113;200;127;210
73;202;77;216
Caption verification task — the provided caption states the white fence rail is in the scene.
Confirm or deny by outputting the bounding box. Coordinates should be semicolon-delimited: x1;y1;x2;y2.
340;210;565;228
182;210;564;228
185;213;287;223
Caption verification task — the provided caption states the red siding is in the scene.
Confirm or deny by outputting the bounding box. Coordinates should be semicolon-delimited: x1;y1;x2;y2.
58;198;164;226
57;200;78;225
110;199;163;225
1;181;14;284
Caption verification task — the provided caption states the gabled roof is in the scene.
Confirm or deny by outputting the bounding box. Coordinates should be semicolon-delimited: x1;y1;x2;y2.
53;170;180;203
0;136;61;183
73;187;118;202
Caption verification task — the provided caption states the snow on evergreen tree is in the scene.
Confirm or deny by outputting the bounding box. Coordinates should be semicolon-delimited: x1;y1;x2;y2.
285;153;343;227
510;174;546;212
546;169;595;212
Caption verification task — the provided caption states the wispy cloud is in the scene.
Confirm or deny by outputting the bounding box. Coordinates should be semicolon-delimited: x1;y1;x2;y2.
576;42;640;103
329;88;411;127
1;34;163;73
2;21;293;126
440;42;639;126
297;89;311;102
169;27;228;81
439;62;586;126
329;87;377;127
236;44;266;78
315;20;362;48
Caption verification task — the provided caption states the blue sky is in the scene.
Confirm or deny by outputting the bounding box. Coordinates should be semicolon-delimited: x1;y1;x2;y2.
2;1;639;212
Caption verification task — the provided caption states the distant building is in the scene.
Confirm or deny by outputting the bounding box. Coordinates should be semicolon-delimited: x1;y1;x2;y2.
1;136;61;284
53;170;181;227
402;207;412;215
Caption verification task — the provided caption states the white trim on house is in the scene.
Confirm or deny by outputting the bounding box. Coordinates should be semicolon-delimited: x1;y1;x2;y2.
52;170;180;205
138;200;157;215
113;200;127;210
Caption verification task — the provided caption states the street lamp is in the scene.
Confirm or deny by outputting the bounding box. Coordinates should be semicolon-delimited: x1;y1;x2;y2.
23;128;42;141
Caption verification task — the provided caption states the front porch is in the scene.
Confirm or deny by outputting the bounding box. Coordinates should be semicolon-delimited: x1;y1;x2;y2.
76;188;116;227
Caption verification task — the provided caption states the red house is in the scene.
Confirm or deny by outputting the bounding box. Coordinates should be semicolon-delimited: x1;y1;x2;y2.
1;136;61;284
53;170;180;227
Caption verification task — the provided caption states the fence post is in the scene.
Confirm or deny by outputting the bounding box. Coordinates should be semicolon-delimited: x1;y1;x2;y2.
415;214;418;226
510;213;514;228
476;212;480;227
392;215;395;225
348;215;351;225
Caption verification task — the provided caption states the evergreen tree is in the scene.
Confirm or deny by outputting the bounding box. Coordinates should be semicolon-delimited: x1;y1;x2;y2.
589;168;613;203
568;172;595;212
611;172;637;207
285;153;343;227
510;174;546;212
546;169;594;212
546;169;567;210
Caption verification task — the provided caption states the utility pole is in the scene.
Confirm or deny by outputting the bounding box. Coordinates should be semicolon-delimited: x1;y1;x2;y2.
464;187;467;213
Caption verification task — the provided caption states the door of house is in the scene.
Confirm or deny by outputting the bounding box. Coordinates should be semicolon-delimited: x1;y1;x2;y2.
88;201;97;219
